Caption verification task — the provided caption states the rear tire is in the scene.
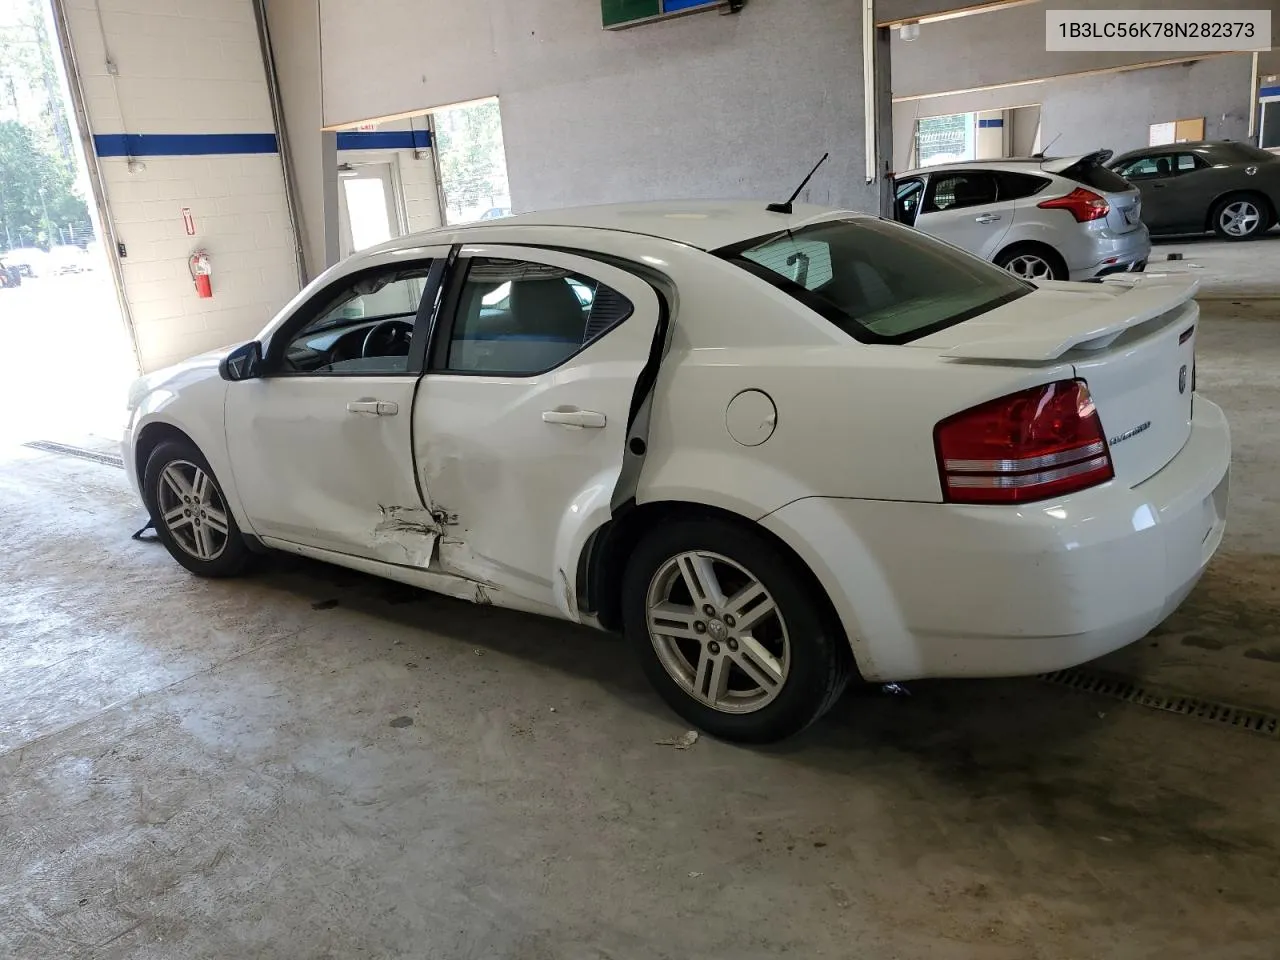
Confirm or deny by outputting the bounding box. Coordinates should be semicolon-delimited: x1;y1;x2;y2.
622;518;851;743
994;243;1068;281
1211;193;1271;240
143;439;251;578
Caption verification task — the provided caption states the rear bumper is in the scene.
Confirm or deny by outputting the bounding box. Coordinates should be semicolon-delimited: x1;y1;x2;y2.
1091;258;1147;279
760;398;1230;682
1068;227;1153;281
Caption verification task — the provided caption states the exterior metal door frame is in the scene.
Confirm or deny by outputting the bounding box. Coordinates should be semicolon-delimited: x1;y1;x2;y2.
46;0;143;375
336;157;408;260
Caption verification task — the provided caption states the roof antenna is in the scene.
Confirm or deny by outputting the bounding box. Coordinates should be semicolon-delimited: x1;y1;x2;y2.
1032;133;1061;159
767;153;830;215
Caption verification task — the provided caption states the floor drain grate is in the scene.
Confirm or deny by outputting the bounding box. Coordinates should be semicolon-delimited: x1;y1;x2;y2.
1039;668;1280;739
22;440;124;469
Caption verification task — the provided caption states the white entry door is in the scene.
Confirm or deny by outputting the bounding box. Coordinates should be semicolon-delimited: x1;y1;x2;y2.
338;161;403;259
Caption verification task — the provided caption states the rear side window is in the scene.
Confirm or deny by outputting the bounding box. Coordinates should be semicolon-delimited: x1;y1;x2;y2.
1115;156;1169;179
924;171;998;212
444;257;633;375
716;218;1031;345
1060;160;1133;191
995;171;1049;200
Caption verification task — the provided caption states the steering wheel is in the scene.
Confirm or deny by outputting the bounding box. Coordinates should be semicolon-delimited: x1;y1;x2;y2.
361;319;414;359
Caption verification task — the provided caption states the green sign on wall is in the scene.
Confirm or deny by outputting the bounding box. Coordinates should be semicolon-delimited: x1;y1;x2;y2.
602;0;723;30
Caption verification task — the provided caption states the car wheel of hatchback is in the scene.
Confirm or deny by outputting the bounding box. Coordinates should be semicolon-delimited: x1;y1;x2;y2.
623;518;852;743
995;244;1066;281
143;439;251;577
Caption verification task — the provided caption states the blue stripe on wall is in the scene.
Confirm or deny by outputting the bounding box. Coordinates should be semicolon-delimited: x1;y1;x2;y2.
94;133;278;157
1261;85;1280;98
977;119;1004;128
337;130;432;150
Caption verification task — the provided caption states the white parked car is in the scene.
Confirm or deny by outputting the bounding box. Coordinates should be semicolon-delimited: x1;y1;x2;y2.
124;202;1229;742
895;152;1152;281
49;244;90;275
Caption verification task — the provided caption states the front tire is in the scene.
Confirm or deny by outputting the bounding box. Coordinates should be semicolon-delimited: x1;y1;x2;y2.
143;439;251;577
1211;194;1270;240
623;519;851;743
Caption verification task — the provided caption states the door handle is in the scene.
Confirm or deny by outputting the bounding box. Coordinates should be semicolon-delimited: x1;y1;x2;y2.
974;213;1002;223
1152;182;1167;188
347;399;399;416
542;408;607;429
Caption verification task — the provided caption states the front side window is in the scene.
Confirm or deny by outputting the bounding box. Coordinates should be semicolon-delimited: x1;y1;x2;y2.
894;178;925;224
716;217;1031;345
923;172;998;212
280;267;431;375
444;258;633;375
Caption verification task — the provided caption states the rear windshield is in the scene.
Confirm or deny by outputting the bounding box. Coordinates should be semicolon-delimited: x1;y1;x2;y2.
1059;160;1132;192
715;217;1031;344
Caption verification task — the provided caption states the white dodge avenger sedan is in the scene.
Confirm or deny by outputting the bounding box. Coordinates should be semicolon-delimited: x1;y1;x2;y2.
124;201;1230;742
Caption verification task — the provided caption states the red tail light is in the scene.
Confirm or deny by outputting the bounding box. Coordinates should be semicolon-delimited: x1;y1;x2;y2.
935;380;1114;504
1038;187;1109;223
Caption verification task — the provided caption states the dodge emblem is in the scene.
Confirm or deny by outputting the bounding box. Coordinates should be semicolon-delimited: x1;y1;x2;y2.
1179;364;1188;394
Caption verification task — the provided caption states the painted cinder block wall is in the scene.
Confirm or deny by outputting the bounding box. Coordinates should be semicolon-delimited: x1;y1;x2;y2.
61;0;299;373
336;118;444;238
267;0;877;273
892;55;1254;170
887;0;1279;170
890;0;1269;98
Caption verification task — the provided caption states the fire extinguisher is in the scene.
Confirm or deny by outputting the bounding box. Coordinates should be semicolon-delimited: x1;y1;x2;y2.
189;250;213;299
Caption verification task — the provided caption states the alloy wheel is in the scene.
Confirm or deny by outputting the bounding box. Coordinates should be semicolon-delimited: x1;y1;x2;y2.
645;550;790;714
1004;253;1054;280
1220;201;1262;238
156;460;230;562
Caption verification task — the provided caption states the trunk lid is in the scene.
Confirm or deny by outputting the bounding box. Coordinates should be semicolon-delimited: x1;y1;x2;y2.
916;275;1199;487
1042;151;1144;235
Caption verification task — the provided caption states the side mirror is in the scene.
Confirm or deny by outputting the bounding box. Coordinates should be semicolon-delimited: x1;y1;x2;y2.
219;341;262;382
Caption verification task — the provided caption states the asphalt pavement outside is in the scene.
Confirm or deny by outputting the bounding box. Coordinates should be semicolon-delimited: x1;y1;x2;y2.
2;238;1280;959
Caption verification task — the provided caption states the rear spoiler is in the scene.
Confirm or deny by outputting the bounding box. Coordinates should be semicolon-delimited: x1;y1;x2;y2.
942;276;1200;362
1039;149;1114;173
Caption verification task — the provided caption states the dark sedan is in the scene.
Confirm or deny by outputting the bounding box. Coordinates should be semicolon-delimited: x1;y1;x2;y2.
1108;140;1280;240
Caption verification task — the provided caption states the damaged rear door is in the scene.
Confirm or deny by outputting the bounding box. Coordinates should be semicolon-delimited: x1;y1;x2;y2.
225;247;450;565
413;246;664;614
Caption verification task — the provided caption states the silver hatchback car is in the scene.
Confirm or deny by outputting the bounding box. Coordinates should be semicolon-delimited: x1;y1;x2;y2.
893;151;1151;281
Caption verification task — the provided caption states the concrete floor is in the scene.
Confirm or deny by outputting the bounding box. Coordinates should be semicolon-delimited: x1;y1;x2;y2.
1149;231;1280;299
4;256;1280;958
